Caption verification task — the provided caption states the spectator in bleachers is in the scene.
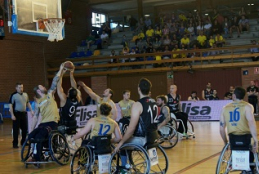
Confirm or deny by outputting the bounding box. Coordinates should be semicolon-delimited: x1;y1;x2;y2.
170;22;178;36
178;23;186;38
215;33;225;50
162;24;170;37
188;91;200;101
187;23;195;39
197;31;207;48
250;40;259;61
207;43;219;56
109;50;117;63
239;7;247;17
100;31;109;46
230;16;240;38
191;44;200;57
179;13;187;22
209;90;219;100
86;33;95;49
129;48;136;62
154;26;162;39
204;21;212;38
121;46;129;63
153;37;161;49
146;26;154;40
187;12;194;22
171;34;179;48
145;17;152;29
196;21;204;35
135;18;144;33
162;35;171;46
181;44;187;59
209;35;215;47
121;35;128;47
146;43;154;53
180;34;190;48
212;20;222;36
239;15;249;33
171;13;178;23
223;17;231;38
224;86;234;100
172;45;181;59
103;21;111;38
134;30;145;46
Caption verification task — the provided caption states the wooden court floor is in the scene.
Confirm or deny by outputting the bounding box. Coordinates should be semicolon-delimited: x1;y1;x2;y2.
0;119;259;174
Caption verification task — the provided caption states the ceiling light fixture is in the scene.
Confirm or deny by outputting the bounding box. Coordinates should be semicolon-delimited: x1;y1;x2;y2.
248;4;250;5
251;3;254;5
144;14;150;17
194;9;197;12
205;13;208;16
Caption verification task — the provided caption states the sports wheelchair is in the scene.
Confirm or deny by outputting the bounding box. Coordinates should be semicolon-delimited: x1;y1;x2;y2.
109;131;169;174
21;120;79;168
216;134;259;174
21;130;70;168
170;113;195;139
70;135;113;174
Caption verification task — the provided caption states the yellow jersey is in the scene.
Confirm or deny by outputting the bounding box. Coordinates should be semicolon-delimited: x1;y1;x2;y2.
118;100;134;117
146;29;154;37
90;116;116;139
197;35;207;45
223;101;251;135
38;94;60;123
181;38;190;45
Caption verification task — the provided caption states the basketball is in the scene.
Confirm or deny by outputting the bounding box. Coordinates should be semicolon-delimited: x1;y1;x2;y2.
64;61;75;70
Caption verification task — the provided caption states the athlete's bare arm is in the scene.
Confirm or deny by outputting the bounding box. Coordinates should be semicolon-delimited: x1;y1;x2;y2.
219;108;228;144
73;118;94;141
111;122;122;143
48;63;65;94
245;104;258;153
57;69;67;107
114;102;142;152
77;81;101;102
202;90;206;100
158;106;170;130
109;100;118;120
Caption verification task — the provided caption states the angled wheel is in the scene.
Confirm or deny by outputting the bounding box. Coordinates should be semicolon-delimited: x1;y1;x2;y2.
149;145;169;174
66;134;82;155
216;143;232;174
70;146;92;174
158;125;178;149
187;120;195;138
109;143;150;174
49;132;70;165
170;118;178;130
21;137;33;162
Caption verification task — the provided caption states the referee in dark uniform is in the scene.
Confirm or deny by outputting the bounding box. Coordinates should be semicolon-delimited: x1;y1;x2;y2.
9;83;34;148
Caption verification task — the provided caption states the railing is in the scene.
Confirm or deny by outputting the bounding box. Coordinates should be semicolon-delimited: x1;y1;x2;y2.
47;45;259;78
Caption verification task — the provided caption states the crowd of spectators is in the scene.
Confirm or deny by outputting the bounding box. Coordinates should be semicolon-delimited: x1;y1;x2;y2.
70;8;253;64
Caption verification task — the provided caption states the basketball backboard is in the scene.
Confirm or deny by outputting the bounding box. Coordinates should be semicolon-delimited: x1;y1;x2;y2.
11;0;64;37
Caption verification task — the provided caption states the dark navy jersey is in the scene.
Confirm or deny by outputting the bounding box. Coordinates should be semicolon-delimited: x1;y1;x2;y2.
204;89;213;100
59;98;80;123
167;94;180;114
133;97;158;137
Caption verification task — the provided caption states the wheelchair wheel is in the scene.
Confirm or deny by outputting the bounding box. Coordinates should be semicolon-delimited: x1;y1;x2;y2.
149;145;169;174
49;132;70;165
170;118;178;130
187;120;195;138
109;143;150;174
70;146;92;174
216;143;232;174
66;134;82;155
158;125;178;149
21;137;33;162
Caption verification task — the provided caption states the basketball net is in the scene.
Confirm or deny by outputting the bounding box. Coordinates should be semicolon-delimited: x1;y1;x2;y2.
42;18;65;42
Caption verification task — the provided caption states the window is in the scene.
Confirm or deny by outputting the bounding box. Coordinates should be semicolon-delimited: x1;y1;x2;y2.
92;12;106;28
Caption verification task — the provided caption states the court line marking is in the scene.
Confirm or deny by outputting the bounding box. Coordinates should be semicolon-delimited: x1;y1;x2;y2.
173;152;221;174
0;150;20;156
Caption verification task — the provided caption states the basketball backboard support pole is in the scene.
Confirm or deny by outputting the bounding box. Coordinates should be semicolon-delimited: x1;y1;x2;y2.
11;0;65;38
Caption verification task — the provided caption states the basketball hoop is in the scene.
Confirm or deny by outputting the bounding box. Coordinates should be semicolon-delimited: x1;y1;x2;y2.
40;18;65;42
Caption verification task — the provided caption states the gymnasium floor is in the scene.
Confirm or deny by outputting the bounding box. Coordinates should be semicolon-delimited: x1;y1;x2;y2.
0;119;258;174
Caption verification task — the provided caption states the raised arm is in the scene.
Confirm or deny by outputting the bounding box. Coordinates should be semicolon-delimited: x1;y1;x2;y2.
245;104;258;153
57;68;67;107
77;81;100;102
70;69;77;89
48;63;65;94
110;101;118;120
